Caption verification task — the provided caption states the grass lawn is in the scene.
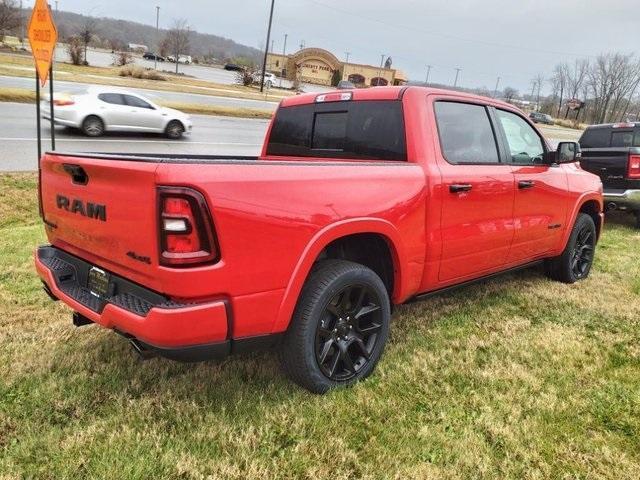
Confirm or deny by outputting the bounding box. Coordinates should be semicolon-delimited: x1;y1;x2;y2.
0;173;639;479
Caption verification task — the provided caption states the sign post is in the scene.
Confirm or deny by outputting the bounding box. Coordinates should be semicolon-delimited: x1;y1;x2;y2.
27;0;58;218
27;0;58;156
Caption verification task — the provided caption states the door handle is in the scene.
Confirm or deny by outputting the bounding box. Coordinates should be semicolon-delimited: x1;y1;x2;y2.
449;184;473;193
518;180;535;189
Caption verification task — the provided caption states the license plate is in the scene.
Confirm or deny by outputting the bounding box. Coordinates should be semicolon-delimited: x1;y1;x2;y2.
87;267;110;298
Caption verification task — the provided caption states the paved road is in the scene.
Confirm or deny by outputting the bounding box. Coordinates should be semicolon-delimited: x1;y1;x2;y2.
0;75;279;111
0;102;269;171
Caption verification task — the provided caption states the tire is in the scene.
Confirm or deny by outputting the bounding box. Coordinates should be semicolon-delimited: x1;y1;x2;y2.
635;211;640;229
165;120;184;139
82;115;104;137
280;259;391;394
545;213;596;283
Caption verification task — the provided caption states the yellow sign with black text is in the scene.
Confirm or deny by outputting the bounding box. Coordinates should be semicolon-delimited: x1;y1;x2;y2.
27;0;58;86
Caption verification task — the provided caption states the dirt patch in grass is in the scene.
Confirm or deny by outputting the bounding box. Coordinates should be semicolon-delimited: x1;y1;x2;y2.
1;174;639;479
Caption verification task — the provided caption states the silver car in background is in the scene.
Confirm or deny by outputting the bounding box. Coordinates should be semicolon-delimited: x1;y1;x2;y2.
42;88;193;139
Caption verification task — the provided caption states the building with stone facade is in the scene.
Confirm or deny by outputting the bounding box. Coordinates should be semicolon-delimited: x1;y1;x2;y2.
266;48;407;87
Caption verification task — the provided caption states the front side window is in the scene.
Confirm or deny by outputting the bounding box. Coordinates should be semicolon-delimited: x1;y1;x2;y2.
434;101;500;164
124;95;154;109
496;109;544;164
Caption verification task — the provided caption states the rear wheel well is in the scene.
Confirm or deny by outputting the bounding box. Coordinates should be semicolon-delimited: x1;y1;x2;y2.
315;233;395;299
579;200;602;240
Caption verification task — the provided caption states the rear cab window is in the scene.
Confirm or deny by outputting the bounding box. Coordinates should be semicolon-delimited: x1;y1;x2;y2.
580;125;640;148
266;100;407;161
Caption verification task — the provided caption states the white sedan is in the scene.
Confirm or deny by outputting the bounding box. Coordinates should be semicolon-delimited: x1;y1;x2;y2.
42;88;193;139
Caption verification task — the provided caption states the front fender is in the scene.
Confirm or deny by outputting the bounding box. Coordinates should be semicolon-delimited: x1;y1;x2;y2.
560;191;604;251
270;218;409;333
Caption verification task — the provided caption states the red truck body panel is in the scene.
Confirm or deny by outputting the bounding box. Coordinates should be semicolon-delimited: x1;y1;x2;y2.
36;86;603;353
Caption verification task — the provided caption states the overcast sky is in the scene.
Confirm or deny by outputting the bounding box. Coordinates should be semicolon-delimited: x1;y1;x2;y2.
51;0;638;92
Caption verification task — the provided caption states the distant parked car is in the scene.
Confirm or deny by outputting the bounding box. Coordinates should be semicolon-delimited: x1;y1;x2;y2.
252;72;277;88
178;55;192;65
143;52;165;62
529;111;554;125
224;63;245;72
337;80;356;89
42;88;192;139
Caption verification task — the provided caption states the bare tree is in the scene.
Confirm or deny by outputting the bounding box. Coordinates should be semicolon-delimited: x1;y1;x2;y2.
0;0;20;42
587;53;640;124
550;63;569;117
78;17;97;65
503;87;518;104
164;19;190;74
564;59;589;118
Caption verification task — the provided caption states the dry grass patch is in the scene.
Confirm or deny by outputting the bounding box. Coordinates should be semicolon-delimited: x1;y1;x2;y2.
0;174;639;479
119;65;166;81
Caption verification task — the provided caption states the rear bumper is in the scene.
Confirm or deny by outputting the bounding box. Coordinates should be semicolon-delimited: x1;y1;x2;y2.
35;245;231;359
604;189;640;211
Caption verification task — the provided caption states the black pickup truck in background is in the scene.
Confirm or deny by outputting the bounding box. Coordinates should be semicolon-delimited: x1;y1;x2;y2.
579;122;640;228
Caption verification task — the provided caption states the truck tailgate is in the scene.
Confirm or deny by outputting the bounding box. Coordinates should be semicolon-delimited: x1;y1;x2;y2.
580;147;636;190
40;153;162;289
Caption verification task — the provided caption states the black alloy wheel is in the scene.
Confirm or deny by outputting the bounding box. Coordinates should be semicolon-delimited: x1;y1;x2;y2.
570;224;595;279
280;259;391;394
545;213;596;283
315;284;383;381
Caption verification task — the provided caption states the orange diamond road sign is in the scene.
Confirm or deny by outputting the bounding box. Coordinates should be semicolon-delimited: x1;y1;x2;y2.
27;0;58;87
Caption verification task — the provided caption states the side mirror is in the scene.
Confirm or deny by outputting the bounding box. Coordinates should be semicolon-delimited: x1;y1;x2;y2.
544;142;581;164
557;142;581;163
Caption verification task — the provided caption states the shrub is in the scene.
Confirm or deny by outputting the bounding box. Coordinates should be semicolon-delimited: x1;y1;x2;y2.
118;65;166;81
66;37;84;66
235;67;255;87
112;51;133;67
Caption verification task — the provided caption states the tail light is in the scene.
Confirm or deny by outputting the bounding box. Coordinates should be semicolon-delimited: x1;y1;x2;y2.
629;155;640;179
158;187;219;267
53;99;75;106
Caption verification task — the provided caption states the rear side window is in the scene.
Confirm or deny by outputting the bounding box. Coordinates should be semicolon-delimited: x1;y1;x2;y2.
579;127;611;148
434;101;500;164
611;130;634;147
266;101;406;161
98;93;125;105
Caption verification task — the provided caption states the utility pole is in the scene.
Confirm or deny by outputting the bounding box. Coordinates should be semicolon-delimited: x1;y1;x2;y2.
260;0;275;93
299;40;305;50
536;80;542;110
345;51;350;63
279;33;287;87
271;39;275;54
154;6;160;70
55;1;58;12
493;76;501;98
376;54;385;86
425;65;432;86
19;0;24;47
453;68;461;88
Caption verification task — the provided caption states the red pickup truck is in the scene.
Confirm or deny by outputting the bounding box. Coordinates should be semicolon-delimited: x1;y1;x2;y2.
35;86;603;393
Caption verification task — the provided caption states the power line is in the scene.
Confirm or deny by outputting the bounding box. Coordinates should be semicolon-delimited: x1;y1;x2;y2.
304;0;595;59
